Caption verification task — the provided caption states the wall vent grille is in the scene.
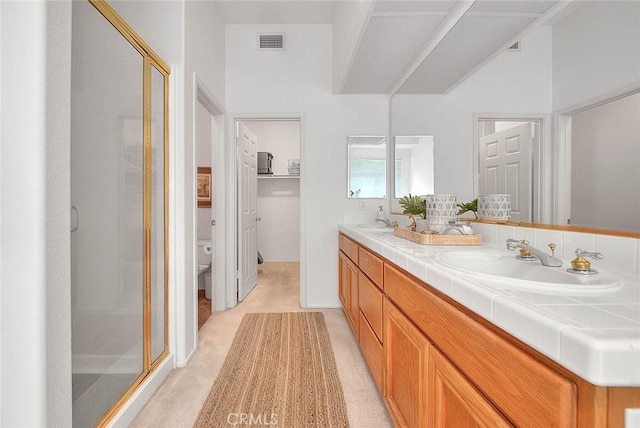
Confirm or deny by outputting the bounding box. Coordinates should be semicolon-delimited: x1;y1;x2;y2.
258;34;285;50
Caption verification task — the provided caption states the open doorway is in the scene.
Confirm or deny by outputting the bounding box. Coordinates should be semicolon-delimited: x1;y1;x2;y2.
195;100;215;329
234;118;302;308
193;79;225;333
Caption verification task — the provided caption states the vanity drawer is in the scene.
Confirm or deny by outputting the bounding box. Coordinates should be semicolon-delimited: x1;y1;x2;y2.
359;271;383;342
359;311;384;394
384;264;576;428
339;233;359;263
358;246;384;290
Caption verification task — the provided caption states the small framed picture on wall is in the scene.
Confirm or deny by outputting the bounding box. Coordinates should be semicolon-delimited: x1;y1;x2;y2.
197;167;212;208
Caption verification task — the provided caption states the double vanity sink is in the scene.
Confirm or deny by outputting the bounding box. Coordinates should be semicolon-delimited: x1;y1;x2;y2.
340;223;640;387
350;223;622;295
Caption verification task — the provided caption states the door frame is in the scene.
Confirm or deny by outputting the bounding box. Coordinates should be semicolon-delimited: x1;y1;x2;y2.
473;113;551;224
192;75;226;327
226;113;306;309
553;84;640;226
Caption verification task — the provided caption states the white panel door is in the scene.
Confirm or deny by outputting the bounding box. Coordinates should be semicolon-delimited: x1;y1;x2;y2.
238;122;258;301
479;123;533;222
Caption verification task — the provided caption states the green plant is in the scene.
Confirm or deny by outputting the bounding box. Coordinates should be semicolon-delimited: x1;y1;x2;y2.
398;194;427;219
457;198;478;218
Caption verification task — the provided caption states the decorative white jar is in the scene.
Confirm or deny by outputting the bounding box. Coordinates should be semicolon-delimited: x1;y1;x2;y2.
425;194;457;233
477;194;511;220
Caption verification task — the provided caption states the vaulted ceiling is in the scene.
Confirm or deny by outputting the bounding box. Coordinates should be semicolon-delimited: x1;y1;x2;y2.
215;0;570;94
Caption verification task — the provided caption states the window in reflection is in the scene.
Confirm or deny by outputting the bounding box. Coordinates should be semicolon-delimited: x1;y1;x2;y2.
348;136;387;198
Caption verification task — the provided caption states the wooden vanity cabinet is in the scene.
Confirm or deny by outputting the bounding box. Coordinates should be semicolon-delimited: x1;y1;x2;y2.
339;232;640;427
384;299;430;428
338;250;359;338
429;345;511;428
385;298;511;428
384;263;576;428
339;234;386;391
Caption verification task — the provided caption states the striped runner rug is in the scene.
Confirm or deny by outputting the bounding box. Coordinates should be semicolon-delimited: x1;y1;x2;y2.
193;312;349;427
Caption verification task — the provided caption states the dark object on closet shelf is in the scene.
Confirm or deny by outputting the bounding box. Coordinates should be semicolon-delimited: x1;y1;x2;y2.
257;152;273;175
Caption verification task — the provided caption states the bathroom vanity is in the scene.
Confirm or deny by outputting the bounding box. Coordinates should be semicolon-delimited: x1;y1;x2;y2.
338;225;640;427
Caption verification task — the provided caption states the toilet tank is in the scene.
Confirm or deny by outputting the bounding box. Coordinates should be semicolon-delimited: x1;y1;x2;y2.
196;240;212;266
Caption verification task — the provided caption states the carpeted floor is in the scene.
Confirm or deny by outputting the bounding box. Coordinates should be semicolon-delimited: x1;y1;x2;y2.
131;262;391;427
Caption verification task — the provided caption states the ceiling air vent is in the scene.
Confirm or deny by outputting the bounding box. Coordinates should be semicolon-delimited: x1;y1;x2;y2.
258;33;285;50
507;41;520;51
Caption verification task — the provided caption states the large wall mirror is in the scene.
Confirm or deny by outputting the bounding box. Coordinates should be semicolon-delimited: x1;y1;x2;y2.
561;90;640;233
347;135;387;198
389;0;640;237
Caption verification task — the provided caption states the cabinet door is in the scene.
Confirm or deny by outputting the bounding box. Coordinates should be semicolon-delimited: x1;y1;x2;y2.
339;251;358;337
384;299;430;428
358;271;383;341
338;251;348;308
347;259;359;338
429;346;512;428
359;311;384;393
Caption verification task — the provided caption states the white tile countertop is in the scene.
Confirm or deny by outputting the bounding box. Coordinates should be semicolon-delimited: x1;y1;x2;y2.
338;224;640;387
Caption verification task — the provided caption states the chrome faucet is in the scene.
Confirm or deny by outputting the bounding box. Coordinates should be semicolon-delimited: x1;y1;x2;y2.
506;239;563;267
375;218;395;228
443;220;473;235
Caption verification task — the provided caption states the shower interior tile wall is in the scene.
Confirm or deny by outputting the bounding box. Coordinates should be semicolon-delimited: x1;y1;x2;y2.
72;62;144;314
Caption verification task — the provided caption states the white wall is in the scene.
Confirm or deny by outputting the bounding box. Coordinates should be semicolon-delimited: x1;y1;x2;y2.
1;1;72;426
570;92;640;232
552;1;640;111
391;26;552;204
226;24;389;307
180;0;226;364
245;120;301;262
257;178;301;262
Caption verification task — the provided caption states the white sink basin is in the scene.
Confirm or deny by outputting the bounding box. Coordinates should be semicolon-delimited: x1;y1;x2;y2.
349;224;396;234
435;249;621;295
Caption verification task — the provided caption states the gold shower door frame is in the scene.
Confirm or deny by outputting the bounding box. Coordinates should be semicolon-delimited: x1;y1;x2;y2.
87;1;170;426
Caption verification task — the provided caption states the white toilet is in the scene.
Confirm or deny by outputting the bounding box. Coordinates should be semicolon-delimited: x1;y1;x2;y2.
196;240;212;300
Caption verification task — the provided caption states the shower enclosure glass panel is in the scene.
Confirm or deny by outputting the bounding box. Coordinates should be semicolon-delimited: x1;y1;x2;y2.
71;1;144;426
151;65;166;363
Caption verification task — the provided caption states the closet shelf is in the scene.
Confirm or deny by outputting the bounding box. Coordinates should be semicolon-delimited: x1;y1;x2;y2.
258;174;300;179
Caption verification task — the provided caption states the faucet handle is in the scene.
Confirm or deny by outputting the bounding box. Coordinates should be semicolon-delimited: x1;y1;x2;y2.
575;248;604;260
519;240;532;258
570;249;604;271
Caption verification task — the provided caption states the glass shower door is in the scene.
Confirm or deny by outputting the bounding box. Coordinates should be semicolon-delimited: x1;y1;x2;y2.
71;1;169;426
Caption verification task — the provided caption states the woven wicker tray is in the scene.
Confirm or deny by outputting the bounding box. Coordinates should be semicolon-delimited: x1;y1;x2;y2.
394;227;482;245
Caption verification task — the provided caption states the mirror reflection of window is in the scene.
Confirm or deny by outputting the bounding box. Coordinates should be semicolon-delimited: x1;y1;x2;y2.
347;136;387;198
394;136;434;198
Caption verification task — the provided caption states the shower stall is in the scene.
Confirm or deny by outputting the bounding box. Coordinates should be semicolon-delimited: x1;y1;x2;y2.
70;1;169;426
